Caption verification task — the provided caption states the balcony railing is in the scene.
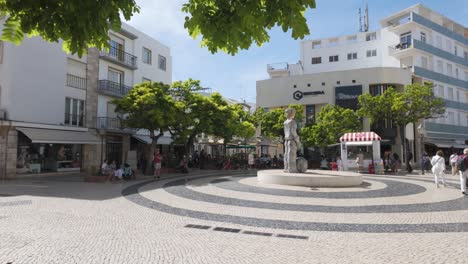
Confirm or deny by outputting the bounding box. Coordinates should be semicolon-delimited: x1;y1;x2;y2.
95;117;135;132
100;46;137;69
66;74;87;90
64;114;85;127
267;62;289;72
98;80;132;97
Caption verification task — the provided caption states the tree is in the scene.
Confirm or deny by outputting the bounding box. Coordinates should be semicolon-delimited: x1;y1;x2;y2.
357;82;445;156
257;104;304;139
1;0;316;56
0;0;139;57
112;81;177;174
169;79;220;156
300;105;362;148
182;0;316;54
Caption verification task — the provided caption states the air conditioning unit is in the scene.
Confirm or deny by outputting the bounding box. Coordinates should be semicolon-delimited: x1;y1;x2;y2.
0;109;8;120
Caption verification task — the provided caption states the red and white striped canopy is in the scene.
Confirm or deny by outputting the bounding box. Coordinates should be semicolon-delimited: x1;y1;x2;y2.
340;132;381;142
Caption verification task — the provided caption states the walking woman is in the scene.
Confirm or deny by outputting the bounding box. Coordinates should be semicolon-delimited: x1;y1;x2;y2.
431;150;446;188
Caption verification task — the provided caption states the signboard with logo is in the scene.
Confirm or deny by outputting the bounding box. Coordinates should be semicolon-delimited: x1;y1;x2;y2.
335;85;362;110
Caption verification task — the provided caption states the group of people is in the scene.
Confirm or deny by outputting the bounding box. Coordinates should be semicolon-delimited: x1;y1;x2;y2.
100;159;134;182
423;148;468;195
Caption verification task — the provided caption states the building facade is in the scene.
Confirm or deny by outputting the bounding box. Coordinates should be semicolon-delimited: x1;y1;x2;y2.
0;22;172;178
257;4;467;161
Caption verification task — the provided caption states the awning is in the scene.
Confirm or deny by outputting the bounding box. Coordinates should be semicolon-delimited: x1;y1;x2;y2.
226;145;256;149
132;134;173;145
17;127;101;144
425;140;467;149
340;132;381;142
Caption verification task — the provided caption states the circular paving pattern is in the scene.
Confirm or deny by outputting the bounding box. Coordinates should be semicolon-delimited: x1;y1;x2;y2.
122;173;468;233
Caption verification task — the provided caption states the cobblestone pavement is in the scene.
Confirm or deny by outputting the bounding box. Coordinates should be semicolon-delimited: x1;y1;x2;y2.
0;170;467;264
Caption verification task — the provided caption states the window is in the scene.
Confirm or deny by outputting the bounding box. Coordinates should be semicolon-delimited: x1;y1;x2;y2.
158;55;167;71
108;68;124;84
456;90;460;102
445;39;452;53
457;112;461;126
305;105;315;124
454;46;458;56
312;41;321;49
329;55;339;62
455;68;459;79
366;32;376;41
437;85;444;98
311;57;322;64
347;52;357;60
436;60;443;73
436;35;442;49
142;47;152;64
420;32;426;43
464;51;468;60
400;32;412;47
142;77;151;83
448;112;455;125
366;49;377;57
446;63;452;76
109;37;124;60
447;87;453;100
64;98;84;127
421;56;428;69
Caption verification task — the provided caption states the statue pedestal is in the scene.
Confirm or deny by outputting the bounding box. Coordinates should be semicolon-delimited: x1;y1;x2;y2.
257;169;362;187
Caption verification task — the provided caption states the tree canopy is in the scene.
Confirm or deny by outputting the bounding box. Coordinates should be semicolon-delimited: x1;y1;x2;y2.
1;0;316;56
112;81;177;173
357;83;445;127
300;105;362;148
257;104;304;139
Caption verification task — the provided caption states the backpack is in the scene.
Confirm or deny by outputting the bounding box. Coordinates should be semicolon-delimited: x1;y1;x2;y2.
457;155;468;172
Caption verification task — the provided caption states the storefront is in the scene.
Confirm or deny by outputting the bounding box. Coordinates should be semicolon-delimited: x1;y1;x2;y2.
15;127;100;174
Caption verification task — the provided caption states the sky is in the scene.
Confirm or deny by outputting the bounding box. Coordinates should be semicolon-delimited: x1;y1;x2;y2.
126;0;468;104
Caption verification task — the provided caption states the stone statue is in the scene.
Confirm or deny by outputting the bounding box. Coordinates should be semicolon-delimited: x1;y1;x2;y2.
284;108;301;173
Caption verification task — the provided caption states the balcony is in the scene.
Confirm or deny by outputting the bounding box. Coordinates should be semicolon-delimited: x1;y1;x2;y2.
267;62;290;78
100;46;137;69
66;74;87;90
95;117;135;133
444;99;468;111
413;66;468;89
388;42;414;58
425;122;468;140
412;39;468;67
98;80;133;98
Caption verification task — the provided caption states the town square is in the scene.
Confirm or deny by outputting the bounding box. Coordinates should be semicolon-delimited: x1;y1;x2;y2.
0;0;467;263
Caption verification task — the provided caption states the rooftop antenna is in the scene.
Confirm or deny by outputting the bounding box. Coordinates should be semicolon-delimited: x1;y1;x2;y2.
364;3;369;32
358;8;362;32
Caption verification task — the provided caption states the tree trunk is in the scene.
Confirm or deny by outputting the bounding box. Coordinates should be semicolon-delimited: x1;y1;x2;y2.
145;130;163;175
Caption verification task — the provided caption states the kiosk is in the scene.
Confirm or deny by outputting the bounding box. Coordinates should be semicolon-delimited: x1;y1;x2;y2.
340;132;382;172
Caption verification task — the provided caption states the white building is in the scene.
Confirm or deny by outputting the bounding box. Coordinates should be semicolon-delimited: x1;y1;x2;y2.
0;22;171;178
257;4;467;161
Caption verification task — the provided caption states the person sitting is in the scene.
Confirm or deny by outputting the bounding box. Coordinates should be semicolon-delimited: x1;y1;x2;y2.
320;157;328;170
123;163;134;181
113;165;124;182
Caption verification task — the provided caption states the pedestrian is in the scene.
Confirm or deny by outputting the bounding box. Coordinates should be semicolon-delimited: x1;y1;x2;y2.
449;151;459;176
431;150;446;188
406;150;413;173
457;148;468;195
391;153;400;174
248;151;255;169
421;152;431;175
153;149;162;180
